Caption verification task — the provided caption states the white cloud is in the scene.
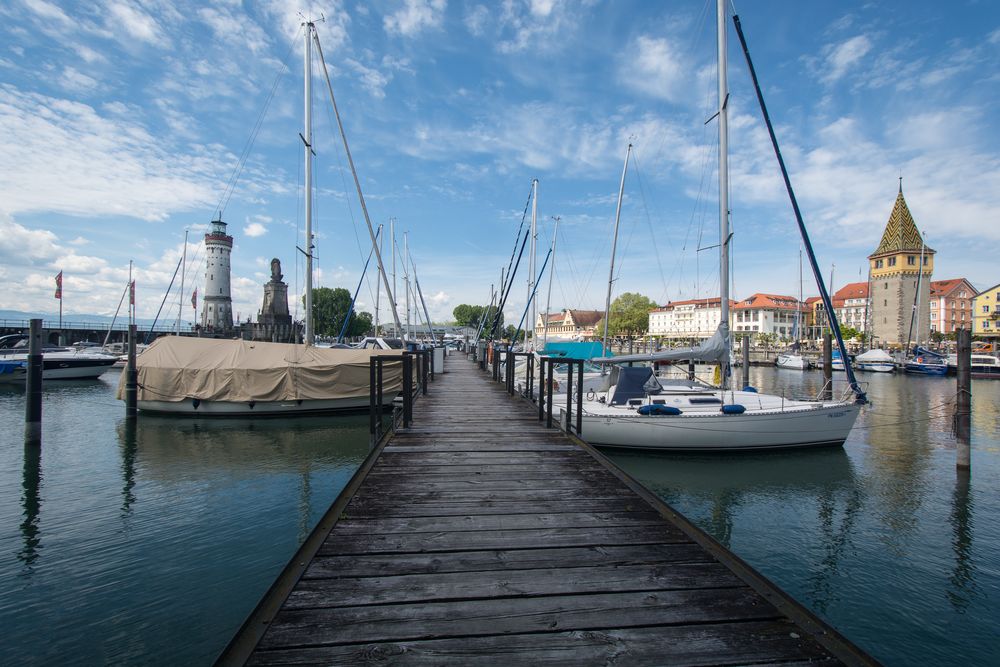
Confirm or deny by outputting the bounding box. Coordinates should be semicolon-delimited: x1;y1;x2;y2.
22;0;72;25
496;0;581;54
384;0;446;37
822;34;872;83
464;4;489;36
619;35;688;103
244;222;268;237
59;66;98;92
105;2;170;48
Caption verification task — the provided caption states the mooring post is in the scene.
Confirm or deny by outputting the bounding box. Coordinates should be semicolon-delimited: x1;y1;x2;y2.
402;353;413;427
566;360;574;432
955;327;971;470
24;318;43;446
526;353;534;401
421;350;428;395
741;336;750;388
368;358;377;440
823;333;833;400
546;359;554;428
537;357;546;419
688;360;695;381
575;360;583;436
126;324;138;418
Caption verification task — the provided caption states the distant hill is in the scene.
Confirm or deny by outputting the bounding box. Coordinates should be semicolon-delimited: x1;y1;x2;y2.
0;309;191;327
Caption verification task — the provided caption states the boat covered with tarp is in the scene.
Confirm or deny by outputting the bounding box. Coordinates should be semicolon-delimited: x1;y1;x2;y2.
116;336;403;415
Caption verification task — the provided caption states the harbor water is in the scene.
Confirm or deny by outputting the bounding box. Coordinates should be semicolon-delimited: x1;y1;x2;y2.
0;365;998;664
607;367;1000;666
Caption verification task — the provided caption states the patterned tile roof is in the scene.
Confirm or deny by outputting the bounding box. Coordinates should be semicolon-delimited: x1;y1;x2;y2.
869;186;935;258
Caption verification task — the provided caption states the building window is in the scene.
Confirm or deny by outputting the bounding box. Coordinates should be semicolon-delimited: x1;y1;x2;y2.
984;306;990;313
907;256;916;265
889;257;896;267
875;259;883;268
923;257;928;265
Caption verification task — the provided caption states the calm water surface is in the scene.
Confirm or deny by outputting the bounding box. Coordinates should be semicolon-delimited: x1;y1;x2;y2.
606;368;1000;666
0;369;371;665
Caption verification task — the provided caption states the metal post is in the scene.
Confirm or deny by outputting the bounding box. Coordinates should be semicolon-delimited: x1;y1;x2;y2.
527;353;534;400
823;333;833;400
369;358;377;439
546;360;554;428
576;360;583;436
688;360;695;381
742;335;750;389
376;358;384;437
402;353;413;427
955;327;971;469
25;319;43;445
566;361;574;432
126;324;138;418
538;357;546;420
421;350;428;395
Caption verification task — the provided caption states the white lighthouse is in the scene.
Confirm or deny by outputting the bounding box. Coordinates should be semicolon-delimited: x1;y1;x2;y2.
201;217;234;333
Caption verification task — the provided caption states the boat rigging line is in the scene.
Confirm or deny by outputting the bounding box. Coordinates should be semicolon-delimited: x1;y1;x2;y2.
732;12;866;404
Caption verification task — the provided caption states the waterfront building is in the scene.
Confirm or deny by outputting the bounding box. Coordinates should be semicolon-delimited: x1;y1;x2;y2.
832;282;869;333
867;185;934;348
648;297;735;342
252;258;299;342
972;283;1000;336
929;278;976;335
201;217;234;334
733;293;807;340
804;296;824;340
533;309;603;341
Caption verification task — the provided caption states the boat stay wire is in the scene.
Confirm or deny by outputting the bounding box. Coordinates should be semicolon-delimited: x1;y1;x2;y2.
215;35;297;219
502;184;535;296
338;225;382;343
732;13;866;404
488;218;532;342
513;246;554;342
144;254;183;344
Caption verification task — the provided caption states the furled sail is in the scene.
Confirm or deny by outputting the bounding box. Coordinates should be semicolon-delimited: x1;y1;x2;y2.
591;323;730;365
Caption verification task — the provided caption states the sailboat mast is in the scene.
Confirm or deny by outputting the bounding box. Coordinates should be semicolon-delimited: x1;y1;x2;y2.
374;229;382;334
797;247;802;345
527;179;538;350
717;0;731;389
404;231;411;340
602;143;632;356
543;216;559;349
907;234;927;350
177;229;187;335
303;21;315;346
391;218;397;337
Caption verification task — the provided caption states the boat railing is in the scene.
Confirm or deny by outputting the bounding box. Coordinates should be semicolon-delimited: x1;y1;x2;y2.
531;356;584;437
503;350;535;400
368;352;423;446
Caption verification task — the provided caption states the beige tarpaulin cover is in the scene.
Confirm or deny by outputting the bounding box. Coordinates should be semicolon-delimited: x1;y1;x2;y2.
116;336;403;403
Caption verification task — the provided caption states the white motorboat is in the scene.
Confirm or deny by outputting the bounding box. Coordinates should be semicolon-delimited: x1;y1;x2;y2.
0;334;117;380
945;352;1000;378
854;349;895;373
776;352;810;370
567;1;865;452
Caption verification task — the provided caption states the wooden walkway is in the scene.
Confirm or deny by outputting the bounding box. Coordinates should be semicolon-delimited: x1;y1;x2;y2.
222;356;874;666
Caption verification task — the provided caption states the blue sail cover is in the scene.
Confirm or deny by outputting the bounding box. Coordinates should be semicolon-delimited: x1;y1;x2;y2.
541;341;610;360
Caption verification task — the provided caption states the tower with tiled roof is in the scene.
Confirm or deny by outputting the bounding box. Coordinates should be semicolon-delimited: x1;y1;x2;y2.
868;183;934;347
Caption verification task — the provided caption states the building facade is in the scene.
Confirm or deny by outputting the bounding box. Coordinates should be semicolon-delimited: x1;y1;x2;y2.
533;309;603;341
201;217;234;334
648;298;734;341
733;294;806;340
868;186;934;348
929;278;976;335
972;283;1000;336
832;282;869;333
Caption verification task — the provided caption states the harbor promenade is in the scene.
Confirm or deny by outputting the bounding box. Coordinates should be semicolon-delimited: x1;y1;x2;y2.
220;356;874;665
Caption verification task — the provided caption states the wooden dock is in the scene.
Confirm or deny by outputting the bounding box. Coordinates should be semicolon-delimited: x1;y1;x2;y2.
221;356;875;666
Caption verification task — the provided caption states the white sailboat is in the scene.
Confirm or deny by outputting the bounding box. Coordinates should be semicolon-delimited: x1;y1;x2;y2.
776;249;811;370
566;0;863;451
117;20;403;415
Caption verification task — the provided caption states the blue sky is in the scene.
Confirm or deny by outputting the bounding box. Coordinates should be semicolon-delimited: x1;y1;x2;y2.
1;0;998;328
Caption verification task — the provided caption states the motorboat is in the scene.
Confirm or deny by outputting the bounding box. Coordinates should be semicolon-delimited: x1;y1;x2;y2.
0;334;117;380
854;349;895;373
831;349;845;371
776;352;810;370
945;352;1000;378
0;359;27;384
903;346;948;376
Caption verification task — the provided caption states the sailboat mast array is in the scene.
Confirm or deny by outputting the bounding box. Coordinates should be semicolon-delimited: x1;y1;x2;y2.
602;143;632;357
527;179;538;350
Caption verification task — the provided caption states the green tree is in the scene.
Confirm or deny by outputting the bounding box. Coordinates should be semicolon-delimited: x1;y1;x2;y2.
594;292;655;338
839;325;862;341
452;304;480;327
503;324;523;343
307;287;373;338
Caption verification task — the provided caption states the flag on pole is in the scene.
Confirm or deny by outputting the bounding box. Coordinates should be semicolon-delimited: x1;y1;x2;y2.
191;288;198;311
54;271;63;299
129;280;135;305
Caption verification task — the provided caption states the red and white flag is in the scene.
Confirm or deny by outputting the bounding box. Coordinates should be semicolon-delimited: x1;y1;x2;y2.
191;288;198;311
54;271;63;299
129;280;135;305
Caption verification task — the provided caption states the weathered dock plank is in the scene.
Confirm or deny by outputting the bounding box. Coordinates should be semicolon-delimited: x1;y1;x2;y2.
222;356;876;666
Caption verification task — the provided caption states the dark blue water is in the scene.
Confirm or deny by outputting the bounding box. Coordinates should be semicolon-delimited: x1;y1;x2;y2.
606;368;1000;666
0;369;371;665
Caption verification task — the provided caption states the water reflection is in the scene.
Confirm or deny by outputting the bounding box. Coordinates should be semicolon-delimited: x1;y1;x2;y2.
120;419;137;523
19;445;42;572
948;471;977;612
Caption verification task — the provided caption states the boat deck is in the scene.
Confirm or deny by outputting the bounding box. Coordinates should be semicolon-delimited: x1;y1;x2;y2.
221;356;874;665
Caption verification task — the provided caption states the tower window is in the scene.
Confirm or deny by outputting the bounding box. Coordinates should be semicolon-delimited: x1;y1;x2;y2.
907;256;915;265
888;257;896;267
923;257;928;265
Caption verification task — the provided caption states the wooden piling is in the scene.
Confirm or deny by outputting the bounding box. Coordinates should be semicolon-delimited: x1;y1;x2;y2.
125;324;137;418
24;319;43;445
823;333;833;400
741;335;750;388
955;327;971;469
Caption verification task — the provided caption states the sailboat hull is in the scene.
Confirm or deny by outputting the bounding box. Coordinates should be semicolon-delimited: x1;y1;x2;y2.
570;402;861;452
136;395;387;415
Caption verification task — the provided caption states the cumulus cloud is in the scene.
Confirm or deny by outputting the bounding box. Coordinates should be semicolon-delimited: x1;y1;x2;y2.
619;35;689;103
244;222;268;237
821;34;872;83
384;0;446;37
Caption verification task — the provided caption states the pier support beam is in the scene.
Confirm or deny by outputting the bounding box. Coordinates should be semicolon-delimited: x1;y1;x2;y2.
24;318;43;446
741;336;750;389
125;324;138;418
823;333;832;400
955;327;971;470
